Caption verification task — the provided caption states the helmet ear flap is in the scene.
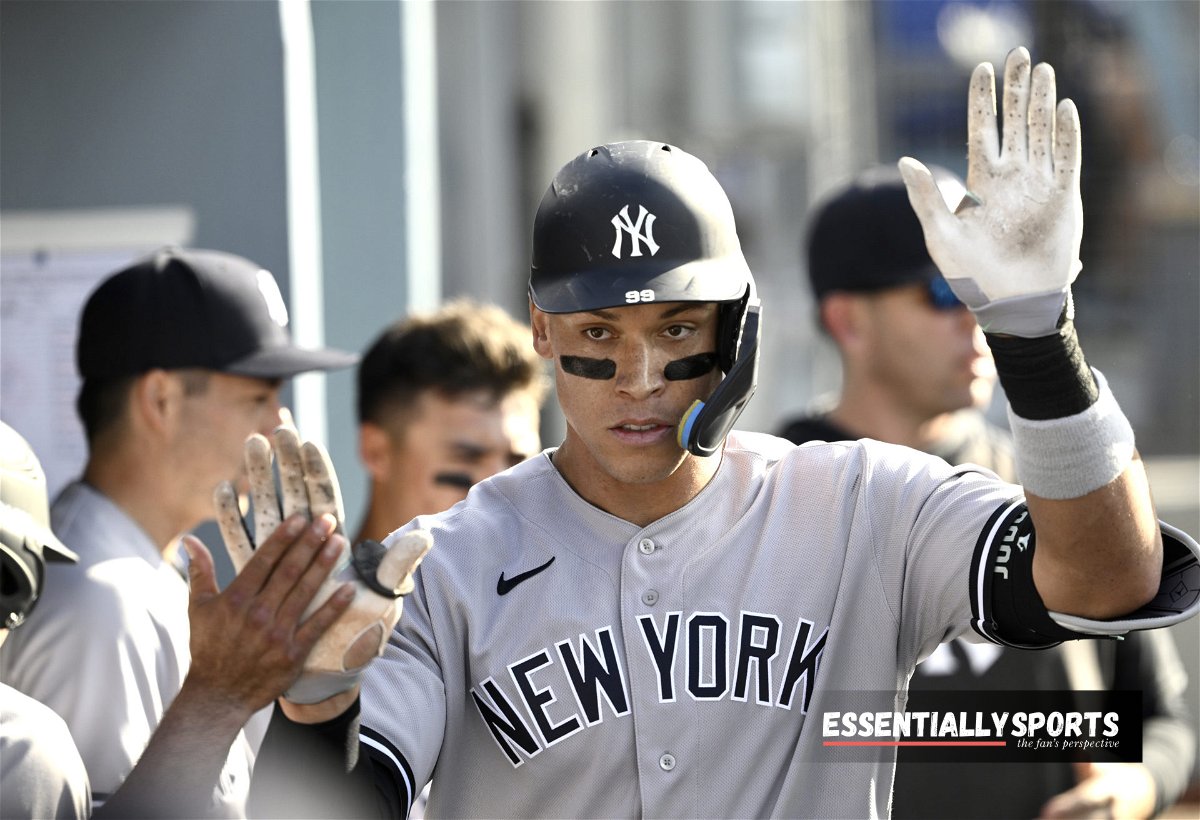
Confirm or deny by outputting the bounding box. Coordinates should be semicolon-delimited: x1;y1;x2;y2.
677;299;761;457
716;294;748;373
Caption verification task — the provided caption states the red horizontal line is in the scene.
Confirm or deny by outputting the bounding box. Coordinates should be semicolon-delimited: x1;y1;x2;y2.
824;740;1007;747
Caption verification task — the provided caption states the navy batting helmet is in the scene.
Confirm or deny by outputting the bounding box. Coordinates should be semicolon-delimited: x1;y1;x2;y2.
1;422;78;630
529;140;761;457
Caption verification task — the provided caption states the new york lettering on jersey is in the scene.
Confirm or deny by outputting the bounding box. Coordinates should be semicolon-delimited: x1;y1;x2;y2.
470;608;828;766
358;432;1031;819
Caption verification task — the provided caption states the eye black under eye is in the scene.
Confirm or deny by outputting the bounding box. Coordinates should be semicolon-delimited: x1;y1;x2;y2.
434;472;473;490
664;353;718;381
561;355;616;380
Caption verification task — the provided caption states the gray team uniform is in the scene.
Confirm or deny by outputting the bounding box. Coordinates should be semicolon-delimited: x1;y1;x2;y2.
0;481;253;814
354;431;1028;819
248;138;1200;820
0;682;91;820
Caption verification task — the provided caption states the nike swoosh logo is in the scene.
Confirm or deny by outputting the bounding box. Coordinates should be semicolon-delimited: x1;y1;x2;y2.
497;556;556;596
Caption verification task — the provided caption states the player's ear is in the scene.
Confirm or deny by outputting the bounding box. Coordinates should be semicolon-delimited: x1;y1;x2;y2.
131;369;183;436
825;292;854;340
358;421;393;482
821;293;866;350
530;304;553;360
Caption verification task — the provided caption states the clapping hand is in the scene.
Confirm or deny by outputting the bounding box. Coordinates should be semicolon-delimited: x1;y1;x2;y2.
213;426;431;704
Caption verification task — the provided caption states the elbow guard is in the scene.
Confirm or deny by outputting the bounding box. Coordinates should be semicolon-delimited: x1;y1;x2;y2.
969;501;1200;647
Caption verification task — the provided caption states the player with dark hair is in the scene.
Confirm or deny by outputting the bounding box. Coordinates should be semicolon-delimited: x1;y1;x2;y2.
354;299;546;546
780;165;1195;819
0;248;358;814
221;49;1197;819
779;163;1013;474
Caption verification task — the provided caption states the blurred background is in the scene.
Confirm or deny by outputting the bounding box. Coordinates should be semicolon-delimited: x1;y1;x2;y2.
2;0;1197;804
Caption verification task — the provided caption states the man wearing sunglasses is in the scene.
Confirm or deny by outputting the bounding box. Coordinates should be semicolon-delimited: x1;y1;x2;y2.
778;164;1012;476
778;166;1194;819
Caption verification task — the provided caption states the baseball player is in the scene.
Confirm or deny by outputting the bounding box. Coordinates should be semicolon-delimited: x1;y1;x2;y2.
0;247;358;814
1;422;89;819
227;48;1199;819
0;420;360;819
354;299;547;546
779;166;1196;819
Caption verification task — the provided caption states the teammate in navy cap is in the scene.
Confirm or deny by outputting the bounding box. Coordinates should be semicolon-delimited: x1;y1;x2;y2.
0;248;358;814
781;165;1196;820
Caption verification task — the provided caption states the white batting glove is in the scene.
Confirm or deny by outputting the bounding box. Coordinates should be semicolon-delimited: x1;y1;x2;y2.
898;46;1083;338
213;427;432;704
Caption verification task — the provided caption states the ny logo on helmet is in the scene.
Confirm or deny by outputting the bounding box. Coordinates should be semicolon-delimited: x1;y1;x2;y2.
611;205;659;259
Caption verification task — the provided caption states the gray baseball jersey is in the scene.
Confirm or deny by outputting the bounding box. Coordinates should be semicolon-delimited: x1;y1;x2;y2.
358;430;1029;819
0;482;254;813
1;682;91;820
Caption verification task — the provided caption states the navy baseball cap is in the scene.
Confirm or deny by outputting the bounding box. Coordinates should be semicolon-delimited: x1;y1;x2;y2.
77;248;358;380
806;165;966;300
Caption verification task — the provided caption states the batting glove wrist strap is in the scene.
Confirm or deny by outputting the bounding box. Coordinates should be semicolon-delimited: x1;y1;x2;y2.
968;289;1075;339
1007;369;1134;500
351;540;409;599
284;668;362;705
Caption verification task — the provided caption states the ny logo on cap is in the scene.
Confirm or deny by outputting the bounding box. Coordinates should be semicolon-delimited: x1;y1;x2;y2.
611;205;659;259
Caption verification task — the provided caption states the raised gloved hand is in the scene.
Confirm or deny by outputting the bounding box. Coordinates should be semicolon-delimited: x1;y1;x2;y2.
213;427;432;704
898;46;1083;338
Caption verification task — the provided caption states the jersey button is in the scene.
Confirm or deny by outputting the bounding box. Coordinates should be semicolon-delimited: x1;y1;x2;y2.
638;538;656;555
641;589;659;606
659;753;676;771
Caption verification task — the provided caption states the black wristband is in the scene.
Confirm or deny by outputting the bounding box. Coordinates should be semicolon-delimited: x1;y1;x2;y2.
985;318;1098;420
